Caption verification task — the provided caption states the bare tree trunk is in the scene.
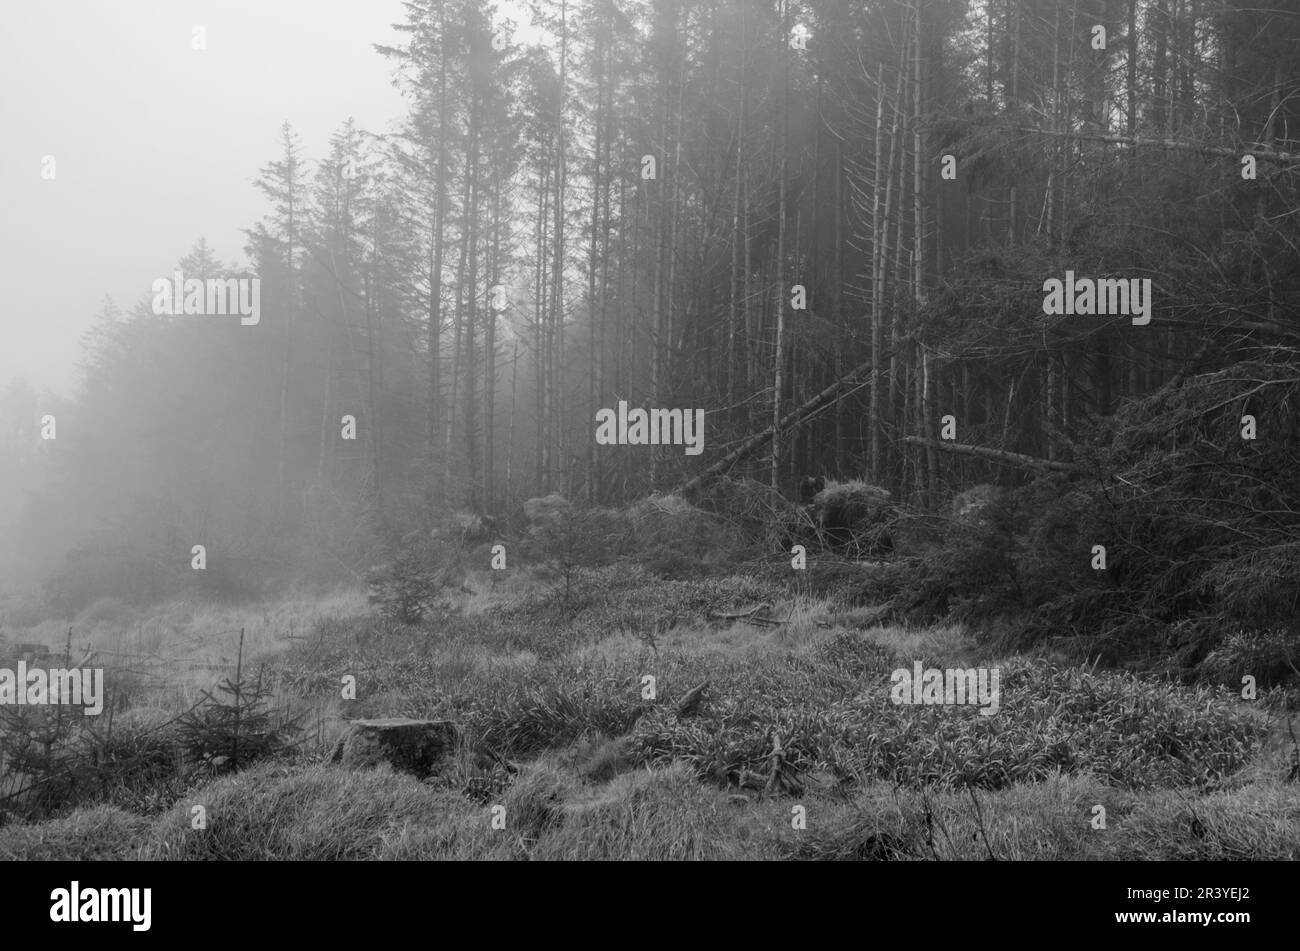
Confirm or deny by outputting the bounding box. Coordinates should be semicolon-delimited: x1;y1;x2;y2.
275;130;299;509
534;169;550;494
1016;127;1300;164
616;178;628;407
550;0;569;496
446;113;474;504
593;26;614;504
624;178;640;497
834;132;847;476
658;41;686;490
913;0;936;503
318;307;333;488
1045;5;1061;241
770;0;790;492
729;4;747;431
1152;0;1169;134
506;340;518;510
904;436;1084;473
870;62;885;483
1062;0;1077;243
1127;0;1138;135
1045;352;1056;461
462;88;482;513
484;164;501;513
586;121;600;504
986;1;994;104
426;13;449;522
883;24;909;485
1008;0;1021;245
364;260;384;522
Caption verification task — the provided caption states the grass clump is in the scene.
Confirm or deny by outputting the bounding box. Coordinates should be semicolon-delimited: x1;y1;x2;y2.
148;762;478;860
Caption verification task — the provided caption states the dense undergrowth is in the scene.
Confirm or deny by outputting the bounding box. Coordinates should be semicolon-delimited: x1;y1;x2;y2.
2;468;1298;859
2;549;1295;860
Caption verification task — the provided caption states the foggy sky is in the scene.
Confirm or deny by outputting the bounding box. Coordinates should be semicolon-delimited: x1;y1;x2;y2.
0;0;410;399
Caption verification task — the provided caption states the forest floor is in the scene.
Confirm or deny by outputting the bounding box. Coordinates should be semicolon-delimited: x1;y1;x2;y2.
2;562;1298;860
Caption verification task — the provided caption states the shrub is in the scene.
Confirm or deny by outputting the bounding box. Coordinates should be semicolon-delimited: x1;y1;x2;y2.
367;530;464;624
702;477;808;548
1017;359;1300;665
522;502;621;610
177;661;301;774
1200;627;1299;689
814;630;899;679
810;480;896;555
0;703;193;823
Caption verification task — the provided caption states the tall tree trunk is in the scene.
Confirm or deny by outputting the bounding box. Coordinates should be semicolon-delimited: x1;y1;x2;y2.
1045;5;1061;241
729;3;747;431
913;0;936;504
1008;0;1021;245
593;25;614;504
1152;0;1170;134
534;169;550;494
870;62;885;484
770;0;790;492
658;39;686;490
1045;351;1056;461
586;106;601;504
986;1;995;104
426;12;449;523
364;256;384;522
834;132;847;476
484;163;501;513
1127;0;1138;135
462;89;481;513
883;24;909;486
275;130;299;509
506;339;519;507
550;0;569;495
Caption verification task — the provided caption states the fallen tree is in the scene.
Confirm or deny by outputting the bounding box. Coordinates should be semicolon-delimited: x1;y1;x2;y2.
1014;127;1300;164
901;436;1086;474
676;352;1088;498
677;360;877;500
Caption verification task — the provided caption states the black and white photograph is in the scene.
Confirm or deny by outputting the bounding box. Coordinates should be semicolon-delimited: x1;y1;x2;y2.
0;0;1294;922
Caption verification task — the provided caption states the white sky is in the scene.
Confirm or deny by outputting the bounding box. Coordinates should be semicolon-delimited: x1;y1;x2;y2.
0;0;416;398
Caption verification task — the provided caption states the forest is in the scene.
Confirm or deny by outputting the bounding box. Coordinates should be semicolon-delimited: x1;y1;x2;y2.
3;0;1297;610
0;0;1297;864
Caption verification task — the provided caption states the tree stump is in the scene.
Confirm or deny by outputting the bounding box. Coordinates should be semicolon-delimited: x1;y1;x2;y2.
330;718;458;779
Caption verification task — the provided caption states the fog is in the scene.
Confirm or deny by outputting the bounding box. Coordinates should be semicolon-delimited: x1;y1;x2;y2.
0;0;1296;871
0;0;407;397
